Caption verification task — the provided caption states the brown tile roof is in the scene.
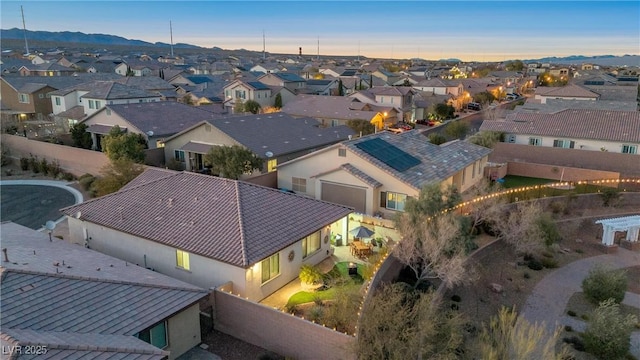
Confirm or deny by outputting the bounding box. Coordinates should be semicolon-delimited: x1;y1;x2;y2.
535;84;599;98
61;171;353;267
479;109;640;142
282;95;379;120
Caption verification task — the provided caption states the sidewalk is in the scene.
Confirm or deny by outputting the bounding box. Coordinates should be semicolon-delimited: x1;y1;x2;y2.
521;247;640;358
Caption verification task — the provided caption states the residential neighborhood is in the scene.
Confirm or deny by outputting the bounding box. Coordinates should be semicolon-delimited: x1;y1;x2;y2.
1;6;639;360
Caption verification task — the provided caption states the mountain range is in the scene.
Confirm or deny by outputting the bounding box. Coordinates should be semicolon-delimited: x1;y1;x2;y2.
1;28;638;66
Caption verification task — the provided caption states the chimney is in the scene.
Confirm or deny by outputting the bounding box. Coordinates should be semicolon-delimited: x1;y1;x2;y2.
2;248;8;262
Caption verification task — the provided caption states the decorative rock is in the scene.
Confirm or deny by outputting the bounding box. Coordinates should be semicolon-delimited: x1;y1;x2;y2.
575;238;583;243
489;283;503;293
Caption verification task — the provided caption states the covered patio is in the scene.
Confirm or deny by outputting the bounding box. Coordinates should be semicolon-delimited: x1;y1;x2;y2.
595;215;640;248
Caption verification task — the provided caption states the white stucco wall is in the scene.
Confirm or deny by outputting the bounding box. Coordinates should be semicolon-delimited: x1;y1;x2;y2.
66;217;335;302
510;134;639;154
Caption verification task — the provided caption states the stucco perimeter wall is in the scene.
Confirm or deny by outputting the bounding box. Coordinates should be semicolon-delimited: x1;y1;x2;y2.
2;134;109;176
213;290;355;360
507;162;619;181
490;143;640;177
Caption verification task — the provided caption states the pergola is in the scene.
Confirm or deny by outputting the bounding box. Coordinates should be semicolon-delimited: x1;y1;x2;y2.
595;215;640;246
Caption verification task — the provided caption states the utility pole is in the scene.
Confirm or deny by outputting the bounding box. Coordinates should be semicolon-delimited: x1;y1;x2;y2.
263;30;266;61
169;20;174;57
317;36;319;61
21;5;30;56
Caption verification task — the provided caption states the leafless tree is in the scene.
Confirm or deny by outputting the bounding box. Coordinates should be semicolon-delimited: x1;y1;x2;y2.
393;213;469;290
463;179;507;235
491;201;545;256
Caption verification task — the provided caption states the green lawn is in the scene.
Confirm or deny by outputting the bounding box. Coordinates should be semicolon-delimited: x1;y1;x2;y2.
286;262;365;307
501;175;553;189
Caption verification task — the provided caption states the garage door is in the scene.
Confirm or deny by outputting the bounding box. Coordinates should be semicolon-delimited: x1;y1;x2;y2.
321;182;366;213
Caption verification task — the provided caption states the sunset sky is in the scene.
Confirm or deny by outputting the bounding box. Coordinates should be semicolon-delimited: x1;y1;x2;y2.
2;1;638;61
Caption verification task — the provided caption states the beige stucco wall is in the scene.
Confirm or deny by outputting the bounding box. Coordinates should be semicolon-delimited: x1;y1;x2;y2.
66;217;338;302
163;123;240;170
167;303;202;359
278;145;489;216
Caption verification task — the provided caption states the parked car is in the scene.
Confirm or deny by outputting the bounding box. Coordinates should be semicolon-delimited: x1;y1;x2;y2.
467;102;481;111
415;119;437;126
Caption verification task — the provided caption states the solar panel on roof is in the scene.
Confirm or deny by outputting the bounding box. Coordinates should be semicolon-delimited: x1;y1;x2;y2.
354;138;421;172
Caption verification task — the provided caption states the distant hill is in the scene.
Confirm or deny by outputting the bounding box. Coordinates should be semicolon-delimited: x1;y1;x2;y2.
0;28;202;49
524;54;639;67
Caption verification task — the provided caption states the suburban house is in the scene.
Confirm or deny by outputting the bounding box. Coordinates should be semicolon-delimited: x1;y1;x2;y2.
305;79;339;95
114;60;165;77
49;80;162;120
250;63;284;74
18;62;76;76
479;109;640;154
533;84;599;104
0;73;121;122
80;101;217;150
162;112;355;173
281;94;397;127
277;130;492;217
412;78;464;96
371;70;400;85
349;86;416;122
257;72;307;94
1;221;208;359
61;169;353;302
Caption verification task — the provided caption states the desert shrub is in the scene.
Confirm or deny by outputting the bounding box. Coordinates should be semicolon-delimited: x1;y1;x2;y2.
540;257;558;269
299;264;323;285
451;294;461;302
527;258;543;271
600;188;621;207
581;314;589;321
564;325;573;332
165;158;185;171
582;299;638;360
549;201;566;215
29;155;40;173
567;310;577;317
49;160;61;178
39;158;49;175
523;272;530;279
4;169;13;176
1;147;11;166
78;174;97;191
61;171;75;181
284;303;298;314
257;351;284;360
582;265;627;305
312;295;323;306
20;156;29;170
537;213;562;246
308;305;324;322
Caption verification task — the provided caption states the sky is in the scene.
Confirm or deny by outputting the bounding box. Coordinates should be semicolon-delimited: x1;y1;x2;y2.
1;1;639;62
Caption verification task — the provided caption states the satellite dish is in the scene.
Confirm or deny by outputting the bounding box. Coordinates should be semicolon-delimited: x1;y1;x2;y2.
45;221;56;231
265;151;274;158
146;130;154;136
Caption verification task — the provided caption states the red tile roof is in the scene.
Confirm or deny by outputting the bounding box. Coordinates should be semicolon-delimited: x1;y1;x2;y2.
61;171;353;267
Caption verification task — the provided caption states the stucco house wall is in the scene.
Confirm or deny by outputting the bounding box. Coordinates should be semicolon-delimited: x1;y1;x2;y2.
167;303;202;360
66;217;335;302
508;134;638;154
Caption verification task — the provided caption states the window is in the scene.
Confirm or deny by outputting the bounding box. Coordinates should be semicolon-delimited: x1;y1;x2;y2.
174;150;185;162
176;249;190;270
622;145;638;154
136;321;167;349
38;94;44;99
95;101;101;109
106;109;111;115
390;98;394;104
472;162;476;179
261;253;279;283
380;191;407;211
553;139;575;149
88;100;95;109
18;93;29;103
54;97;61;106
462;168;466;185
506;135;516;143
528;137;542;146
267;159;277;172
235;90;246;99
225;90;230;98
380;96;384;103
331;119;339;127
292;177;306;192
302;231;321;258
338;148;347;157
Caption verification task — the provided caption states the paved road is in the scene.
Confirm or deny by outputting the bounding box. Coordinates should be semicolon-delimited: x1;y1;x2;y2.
521;248;640;358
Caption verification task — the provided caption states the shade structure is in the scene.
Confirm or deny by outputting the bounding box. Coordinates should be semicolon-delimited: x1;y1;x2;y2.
350;225;375;239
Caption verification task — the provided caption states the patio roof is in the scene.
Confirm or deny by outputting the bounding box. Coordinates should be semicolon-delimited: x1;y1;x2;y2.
87;124;125;135
595;215;640;231
180;141;215;154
